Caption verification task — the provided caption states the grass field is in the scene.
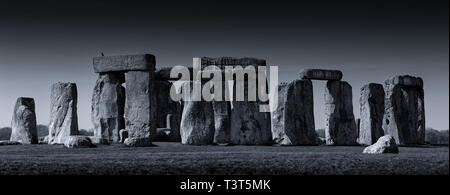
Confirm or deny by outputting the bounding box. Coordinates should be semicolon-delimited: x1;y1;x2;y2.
0;142;448;175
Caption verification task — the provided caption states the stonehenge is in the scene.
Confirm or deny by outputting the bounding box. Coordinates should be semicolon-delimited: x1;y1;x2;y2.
10;97;38;144
383;75;425;145
271;80;316;145
2;53;423;149
358;83;385;145
48;82;79;144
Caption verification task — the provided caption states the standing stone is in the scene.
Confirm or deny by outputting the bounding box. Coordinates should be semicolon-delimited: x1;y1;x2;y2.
10;97;38;144
91;72;125;144
324;81;357;145
212;79;231;144
197;57;272;145
180;82;215;145
358;83;385;145
154;80;181;142
271;80;316;145
124;71;156;147
383;75;425;145
48;82;79;144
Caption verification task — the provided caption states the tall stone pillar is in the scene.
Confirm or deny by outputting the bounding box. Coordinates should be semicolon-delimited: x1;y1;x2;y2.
10;97;38;144
271;79;316;145
383;75;425;145
91;72;125;144
180;81;215;145
324;80;357;145
48;82;79;144
358;83;385;145
154;79;181;142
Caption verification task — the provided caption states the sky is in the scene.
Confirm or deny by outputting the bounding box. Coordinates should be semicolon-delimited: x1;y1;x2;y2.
0;0;448;130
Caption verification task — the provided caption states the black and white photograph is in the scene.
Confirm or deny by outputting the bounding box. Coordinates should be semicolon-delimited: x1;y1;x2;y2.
0;0;448;192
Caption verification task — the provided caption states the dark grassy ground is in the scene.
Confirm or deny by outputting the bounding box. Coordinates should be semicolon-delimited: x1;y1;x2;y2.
0;142;448;175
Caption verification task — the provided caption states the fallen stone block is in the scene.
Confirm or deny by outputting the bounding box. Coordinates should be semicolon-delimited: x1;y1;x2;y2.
64;136;96;148
363;135;399;154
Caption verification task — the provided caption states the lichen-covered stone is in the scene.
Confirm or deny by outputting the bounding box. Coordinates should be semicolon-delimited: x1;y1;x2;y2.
271;80;316;145
358;83;385;145
48;82;79;144
324;81;357;145
10;97;38;144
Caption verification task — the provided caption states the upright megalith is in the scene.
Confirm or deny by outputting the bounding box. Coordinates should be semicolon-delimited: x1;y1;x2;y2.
124;70;156;147
180;82;215;145
197;57;272;145
48;82;79;144
299;69;343;81
358;83;385;145
324;80;357;145
271;80;316;145
91;72;125;144
383;75;425;145
154;80;182;142
10;97;38;144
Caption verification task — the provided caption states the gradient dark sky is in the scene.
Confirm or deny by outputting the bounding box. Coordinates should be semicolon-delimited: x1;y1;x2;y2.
0;0;448;130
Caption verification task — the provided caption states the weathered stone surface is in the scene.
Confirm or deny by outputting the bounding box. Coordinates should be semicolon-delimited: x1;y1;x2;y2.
271;80;316;145
383;75;425;145
299;69;343;81
324;81;358;145
363;135;399;154
0;141;22;146
48;82;79;144
91;72;125;144
384;75;423;88
119;129;128;143
93;54;155;73
154;80;181;142
10;97;38;144
64;136;95;148
124;71;156;147
180;82;215;145
358;83;385;145
212;101;231;144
